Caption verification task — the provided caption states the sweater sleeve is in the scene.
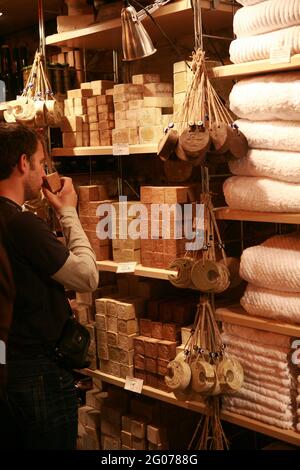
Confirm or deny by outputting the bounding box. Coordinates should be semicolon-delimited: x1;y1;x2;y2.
51;207;99;292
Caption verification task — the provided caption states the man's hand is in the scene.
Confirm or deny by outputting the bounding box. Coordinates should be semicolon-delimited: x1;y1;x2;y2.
42;176;78;213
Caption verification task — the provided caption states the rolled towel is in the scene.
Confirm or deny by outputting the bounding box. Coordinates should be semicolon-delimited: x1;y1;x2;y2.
226;345;290;370
221;322;291;348
241;284;300;324
229;149;300;183
223;176;300;212
240;233;300;292
235;387;291;413
234;0;300;39
228;350;291;379
235;119;300;152
230;25;300;64
230;72;300;121
243;380;291;402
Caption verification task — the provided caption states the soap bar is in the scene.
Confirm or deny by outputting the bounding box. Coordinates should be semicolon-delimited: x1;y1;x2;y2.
42;172;62;194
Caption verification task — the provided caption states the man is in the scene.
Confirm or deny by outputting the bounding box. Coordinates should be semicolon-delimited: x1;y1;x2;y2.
0;123;99;449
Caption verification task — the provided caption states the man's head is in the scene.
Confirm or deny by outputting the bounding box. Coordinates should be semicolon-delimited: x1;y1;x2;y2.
0;123;46;201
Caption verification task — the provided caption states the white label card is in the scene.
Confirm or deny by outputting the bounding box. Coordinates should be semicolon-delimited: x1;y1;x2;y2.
124;376;143;394
112;143;130;156
116;262;137;273
269;46;291;64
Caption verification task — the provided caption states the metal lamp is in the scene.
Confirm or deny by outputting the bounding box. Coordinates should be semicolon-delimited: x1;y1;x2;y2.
121;0;171;61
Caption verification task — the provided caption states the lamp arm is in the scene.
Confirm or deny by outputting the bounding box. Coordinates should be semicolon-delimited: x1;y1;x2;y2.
135;0;172;21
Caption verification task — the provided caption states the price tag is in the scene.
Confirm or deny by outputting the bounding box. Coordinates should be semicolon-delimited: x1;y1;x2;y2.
269;46;291;64
116;262;137;273
124;376;143;394
112;143;130;156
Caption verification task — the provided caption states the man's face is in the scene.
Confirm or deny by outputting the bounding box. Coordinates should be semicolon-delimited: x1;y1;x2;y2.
24;140;46;201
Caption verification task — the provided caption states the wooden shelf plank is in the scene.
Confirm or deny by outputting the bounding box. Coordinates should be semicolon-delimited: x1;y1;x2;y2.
215;207;300;224
96;260;176;280
216;305;300;337
46;0;234;50
51;144;158;157
77;369;300;446
211;54;300;80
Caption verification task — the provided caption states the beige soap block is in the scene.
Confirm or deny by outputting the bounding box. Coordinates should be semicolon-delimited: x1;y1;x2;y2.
131;419;147;439
161;114;173;127
118;333;136;351
121;430;132;447
97;343;109;360
74;106;87;116
139;126;163;144
97;104;114;113
173;60;192;74
67;88;93;99
118;319;139;335
108;346;120;362
114;83;144;94
87;114;98;124
97;94;114;105
112;128;139;145
107;316;118;333
64;98;74;115
74;97;87;107
89;130;100;146
174;91;186;104
115;111;126;121
87;106;97;115
97;330;108;346
99;120;115;130
174;70;193;94
80;82;91;89
128;99;144;110
107;332;118;346
89;122;99;131
82;131;90;147
114;101;129;112
132;74;160;84
114;119;127;129
120;364;134;378
113;93;143;103
98;112;114;121
143;96;173;108
105;88;114;96
57;14;94;33
87;96;97;107
91;80;115;90
132;436;147;450
143;83;172;96
147;425;168;445
95;313;107;330
108;360;121;377
119;349;134;365
138;107;162;126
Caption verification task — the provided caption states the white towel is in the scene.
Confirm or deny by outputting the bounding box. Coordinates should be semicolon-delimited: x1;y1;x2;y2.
240;233;300;293
222;322;291;348
234;0;300;38
235;119;300;152
223;396;293;420
222;404;293;429
236;0;269;6
223;176;300;212
226;346;290;375
243;380;291;403
241;284;300;323
229;149;300;183
227;350;291;379
222;332;290;359
224;343;289;368
235;387;291;413
230;72;300;121
230;25;300;64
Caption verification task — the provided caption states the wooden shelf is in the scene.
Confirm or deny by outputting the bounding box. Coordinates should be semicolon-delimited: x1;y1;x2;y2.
46;0;233;50
216;305;300;338
51;144;157;157
78;369;300;446
212;54;300;80
215;207;300;224
97;260;176;280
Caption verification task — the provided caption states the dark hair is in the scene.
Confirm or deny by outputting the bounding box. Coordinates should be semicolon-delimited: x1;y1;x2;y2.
0;123;42;180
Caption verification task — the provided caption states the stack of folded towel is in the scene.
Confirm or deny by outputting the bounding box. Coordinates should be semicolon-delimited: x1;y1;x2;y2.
220;322;298;430
223;1;300;212
231;0;300;64
239;233;300;324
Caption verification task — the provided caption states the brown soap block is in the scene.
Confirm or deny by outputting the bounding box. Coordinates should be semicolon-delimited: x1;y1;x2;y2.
42;172;62;194
67;88;93;99
144;337;159;358
157;358;169;376
120;364;134;379
133;336;146;355
113;92;143;103
118;333;137;351
131;419;147;439
101;418;121;438
108;360;121;377
95;313;106;330
140;239;152;253
140;251;153;268
132;74;160;84
102;435;121;451
139;319;152;337
97;330;108;345
147;424;168;446
79;185;100;202
134;369;146;382
114;101;129;112
162;323;180;342
105;88;114;96
107;316;118;333
132;436;147;450
122;415;134;432
144;356;157;373
156;375;169;392
159;300;173;323
114;83;144;94
149;186;165;203
134;354;145;370
145;372;158;388
146;299;162;321
108;346;120;362
121;430;132;447
158;340;177;361
143;82;173;97
97;343;109;360
152;239;164;254
119;349;134;366
118;319;139;335
96;94;114;105
143;96;173;108
150;322;163;340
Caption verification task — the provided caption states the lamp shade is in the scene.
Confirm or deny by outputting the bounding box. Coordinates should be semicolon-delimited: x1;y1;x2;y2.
121;4;157;61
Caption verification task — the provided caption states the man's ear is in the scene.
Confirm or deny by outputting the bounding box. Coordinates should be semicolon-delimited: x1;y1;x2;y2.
17;154;29;174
